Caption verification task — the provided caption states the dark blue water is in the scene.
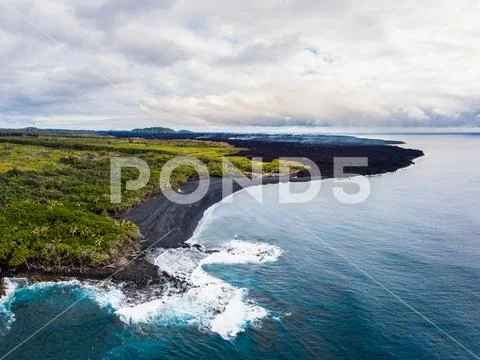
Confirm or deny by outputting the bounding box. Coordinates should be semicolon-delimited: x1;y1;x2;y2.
1;134;479;359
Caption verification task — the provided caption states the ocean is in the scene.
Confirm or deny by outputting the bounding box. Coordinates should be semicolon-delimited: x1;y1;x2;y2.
1;134;479;359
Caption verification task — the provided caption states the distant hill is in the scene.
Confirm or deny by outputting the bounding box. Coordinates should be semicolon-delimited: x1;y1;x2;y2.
131;127;175;134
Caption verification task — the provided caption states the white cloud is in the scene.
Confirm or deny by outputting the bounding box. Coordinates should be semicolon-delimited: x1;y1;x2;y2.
1;0;480;130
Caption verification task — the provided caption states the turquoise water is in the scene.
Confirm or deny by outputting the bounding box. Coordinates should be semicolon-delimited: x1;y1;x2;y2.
1;134;479;359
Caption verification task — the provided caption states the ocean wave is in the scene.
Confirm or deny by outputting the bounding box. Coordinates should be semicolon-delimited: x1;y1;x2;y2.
15;279;122;309
0;240;282;340
0;277;124;333
116;240;282;339
0;278;21;333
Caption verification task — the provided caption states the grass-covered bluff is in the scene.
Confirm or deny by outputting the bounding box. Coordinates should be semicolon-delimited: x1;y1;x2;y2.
0;136;284;270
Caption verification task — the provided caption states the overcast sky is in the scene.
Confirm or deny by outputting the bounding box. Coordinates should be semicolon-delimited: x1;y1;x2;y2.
1;0;480;130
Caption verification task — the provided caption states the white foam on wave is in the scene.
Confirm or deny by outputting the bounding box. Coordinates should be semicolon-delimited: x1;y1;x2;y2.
80;282;126;309
210;288;268;339
11;279;123;310
0;278;21;331
116;240;283;339
0;277;125;333
1;278;20;302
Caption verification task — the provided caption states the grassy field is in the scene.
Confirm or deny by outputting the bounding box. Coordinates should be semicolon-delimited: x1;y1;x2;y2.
0;136;282;269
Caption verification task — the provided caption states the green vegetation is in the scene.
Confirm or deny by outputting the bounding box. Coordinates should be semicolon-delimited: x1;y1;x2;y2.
0;135;287;270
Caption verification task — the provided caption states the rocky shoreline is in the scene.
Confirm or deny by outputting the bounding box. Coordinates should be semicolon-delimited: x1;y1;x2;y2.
0;141;424;295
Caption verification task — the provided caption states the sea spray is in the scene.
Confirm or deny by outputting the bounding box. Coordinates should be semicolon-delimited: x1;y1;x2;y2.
0;278;22;333
0;277;125;334
116;239;283;339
